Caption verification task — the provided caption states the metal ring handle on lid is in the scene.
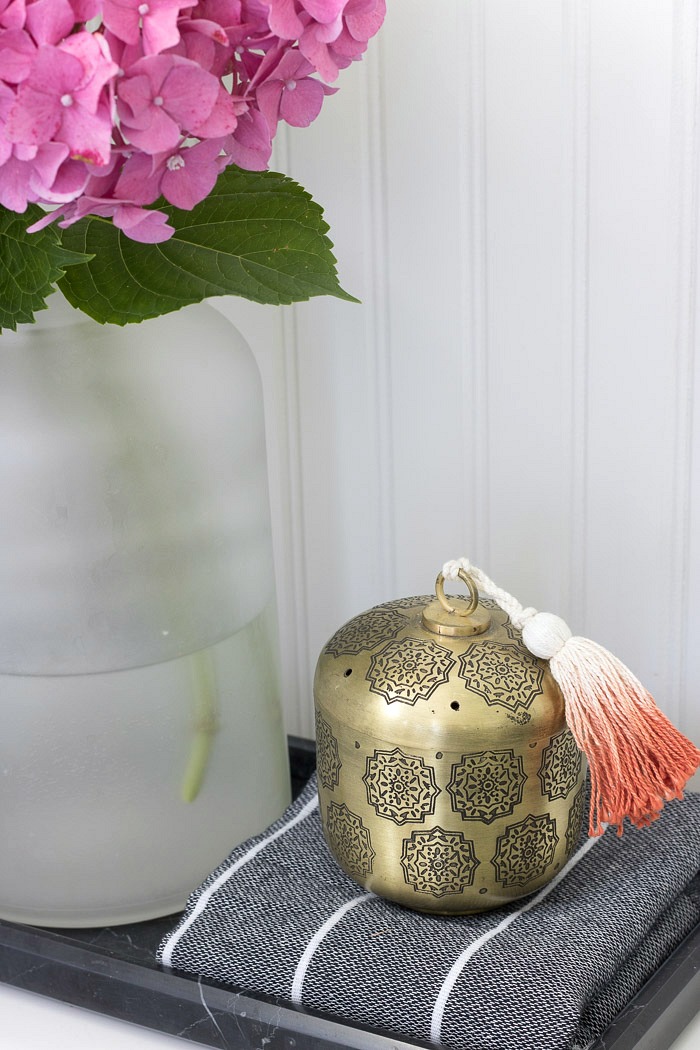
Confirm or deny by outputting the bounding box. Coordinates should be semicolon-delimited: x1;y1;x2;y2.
435;569;479;617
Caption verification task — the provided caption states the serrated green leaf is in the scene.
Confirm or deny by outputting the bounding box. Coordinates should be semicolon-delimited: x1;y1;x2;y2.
58;167;358;325
0;206;93;333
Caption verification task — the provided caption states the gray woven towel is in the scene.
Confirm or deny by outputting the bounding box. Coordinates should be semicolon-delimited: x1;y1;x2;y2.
158;777;700;1050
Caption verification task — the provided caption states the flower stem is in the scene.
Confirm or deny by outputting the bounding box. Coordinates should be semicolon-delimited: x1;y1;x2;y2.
181;648;220;803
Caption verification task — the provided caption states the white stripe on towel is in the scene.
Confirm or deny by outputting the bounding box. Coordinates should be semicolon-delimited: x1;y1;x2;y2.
291;892;374;1004
430;835;600;1045
160;794;320;969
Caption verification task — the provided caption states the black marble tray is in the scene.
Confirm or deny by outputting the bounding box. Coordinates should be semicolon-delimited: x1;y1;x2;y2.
0;737;698;1050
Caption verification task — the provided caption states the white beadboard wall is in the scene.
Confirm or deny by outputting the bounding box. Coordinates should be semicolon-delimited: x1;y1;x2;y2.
216;0;700;784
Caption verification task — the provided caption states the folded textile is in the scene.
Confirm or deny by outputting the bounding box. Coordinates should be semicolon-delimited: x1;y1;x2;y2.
158;777;700;1050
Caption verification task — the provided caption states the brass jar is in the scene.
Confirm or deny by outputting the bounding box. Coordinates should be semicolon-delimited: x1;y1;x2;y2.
313;570;586;914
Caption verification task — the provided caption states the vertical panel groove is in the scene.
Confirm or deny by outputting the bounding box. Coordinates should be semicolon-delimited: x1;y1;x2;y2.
567;0;591;632
276;128;313;733
670;0;700;723
458;0;490;564
363;34;396;600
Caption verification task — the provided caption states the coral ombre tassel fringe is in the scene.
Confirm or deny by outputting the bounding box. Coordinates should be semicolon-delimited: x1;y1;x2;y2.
550;637;700;836
442;557;700;838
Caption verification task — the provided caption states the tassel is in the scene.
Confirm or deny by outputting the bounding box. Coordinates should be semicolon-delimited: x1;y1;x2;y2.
443;559;700;837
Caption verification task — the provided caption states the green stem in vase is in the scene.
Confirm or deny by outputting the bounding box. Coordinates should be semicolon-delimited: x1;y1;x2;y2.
181;648;220;803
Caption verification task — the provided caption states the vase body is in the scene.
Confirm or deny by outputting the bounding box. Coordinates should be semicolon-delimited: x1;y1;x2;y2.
0;294;290;927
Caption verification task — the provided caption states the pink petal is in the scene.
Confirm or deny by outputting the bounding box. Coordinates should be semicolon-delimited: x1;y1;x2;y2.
58;100;113;165
117;73;160;125
344;0;384;42
189;83;237;137
302;0;345;23
225;106;270;170
102;0;140;45
160;138;221;209
24;0;75;46
27;206;64;231
61;32;120;113
69;0;101;18
103;29;144;69
266;0;304;40
26;138;69;187
114;149;163;203
112;203;174;241
298;29;340;82
181;17;229;47
122;104;181;153
327;25;365;61
159;62;219;129
142;14;181;55
31;153;89;201
0;154;33;208
117;55;219;134
80;152;123;198
173;25;218;72
308;10;343;43
278;76;324;127
255;79;283;134
199;0;241;23
0;0;26;31
0;28;35;83
6;84;62;146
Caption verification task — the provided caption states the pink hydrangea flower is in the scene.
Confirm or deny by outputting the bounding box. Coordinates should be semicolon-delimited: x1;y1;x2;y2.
298;0;384;81
255;47;334;131
0;77;88;210
0;0;385;241
117;53;222;153
7;32;118;165
116;136;225;208
103;0;196;54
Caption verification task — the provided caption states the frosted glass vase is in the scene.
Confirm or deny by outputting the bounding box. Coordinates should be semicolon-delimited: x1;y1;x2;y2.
0;293;291;927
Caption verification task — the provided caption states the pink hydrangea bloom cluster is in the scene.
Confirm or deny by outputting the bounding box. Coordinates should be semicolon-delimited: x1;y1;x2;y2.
0;0;385;242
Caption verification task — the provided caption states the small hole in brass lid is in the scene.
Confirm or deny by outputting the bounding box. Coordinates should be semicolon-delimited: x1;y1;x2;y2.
422;568;491;637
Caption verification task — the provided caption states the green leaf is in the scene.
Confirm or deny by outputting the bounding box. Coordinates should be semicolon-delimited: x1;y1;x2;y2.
58;167;358;325
0;206;93;333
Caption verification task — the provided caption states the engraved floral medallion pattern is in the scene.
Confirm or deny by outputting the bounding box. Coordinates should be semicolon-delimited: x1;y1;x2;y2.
447;749;525;824
538;729;583;800
324;607;409;657
492;813;559;887
479;597;500;611
325;802;375;880
503;619;526;643
366;638;455;705
363;748;439;825
458;642;544;713
566;783;586;854
380;595;434;611
476;599;523;643
315;712;341;790
401;826;479;897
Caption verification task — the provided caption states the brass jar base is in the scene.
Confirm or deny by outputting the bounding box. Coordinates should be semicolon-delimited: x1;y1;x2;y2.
314;590;587;914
